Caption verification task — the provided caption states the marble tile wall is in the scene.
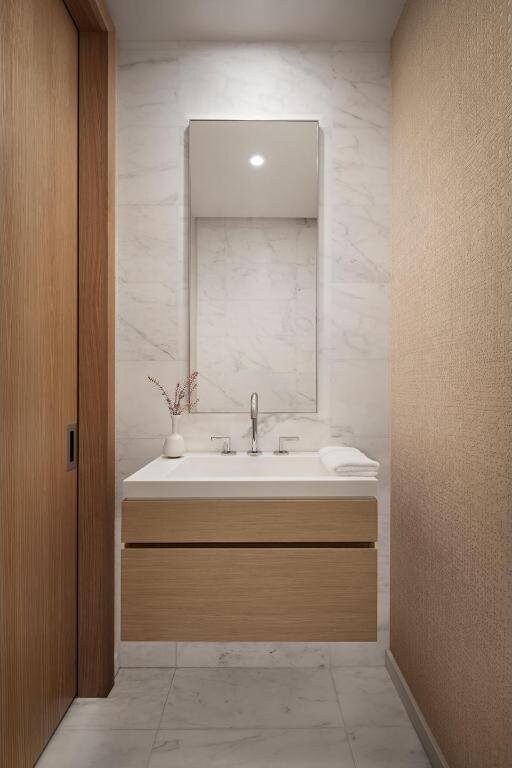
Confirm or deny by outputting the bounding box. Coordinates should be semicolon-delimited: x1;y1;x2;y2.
117;41;390;664
194;217;317;412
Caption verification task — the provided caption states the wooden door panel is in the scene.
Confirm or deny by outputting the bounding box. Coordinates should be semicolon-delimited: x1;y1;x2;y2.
0;0;78;765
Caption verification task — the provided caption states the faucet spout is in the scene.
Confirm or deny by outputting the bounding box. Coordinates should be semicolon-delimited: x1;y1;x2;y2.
248;392;261;455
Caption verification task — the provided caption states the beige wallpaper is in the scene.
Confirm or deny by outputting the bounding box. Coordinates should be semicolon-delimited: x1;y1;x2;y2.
390;1;512;766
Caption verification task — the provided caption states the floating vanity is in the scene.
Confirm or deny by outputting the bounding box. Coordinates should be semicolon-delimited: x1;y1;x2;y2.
122;452;378;642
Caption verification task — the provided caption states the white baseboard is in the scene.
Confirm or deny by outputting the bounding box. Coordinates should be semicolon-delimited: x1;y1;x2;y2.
386;649;450;768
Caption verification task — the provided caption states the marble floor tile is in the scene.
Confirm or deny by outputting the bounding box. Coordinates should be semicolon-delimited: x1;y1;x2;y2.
161;668;343;729
36;729;156;768
60;669;174;730
120;641;177;668
329;632;389;668
148;728;355;768
176;642;330;668
348;725;431;768
332;667;409;729
35;666;431;768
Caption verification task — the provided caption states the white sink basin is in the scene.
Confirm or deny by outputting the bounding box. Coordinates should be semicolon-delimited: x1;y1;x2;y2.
123;452;378;499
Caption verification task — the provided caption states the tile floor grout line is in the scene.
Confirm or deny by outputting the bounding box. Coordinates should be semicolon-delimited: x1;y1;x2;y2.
122;665;332;671
119;655;385;671
153;664;335;672
171;665;333;670
121;663;386;670
53;722;435;733
145;667;178;768
55;724;365;732
328;667;359;768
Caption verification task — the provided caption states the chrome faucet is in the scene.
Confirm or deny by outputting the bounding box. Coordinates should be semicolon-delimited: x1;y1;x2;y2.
248;392;261;455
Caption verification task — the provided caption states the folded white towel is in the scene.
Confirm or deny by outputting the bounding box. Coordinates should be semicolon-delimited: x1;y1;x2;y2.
319;446;379;477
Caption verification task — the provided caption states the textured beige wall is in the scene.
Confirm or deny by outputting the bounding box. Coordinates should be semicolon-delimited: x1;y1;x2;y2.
390;2;512;766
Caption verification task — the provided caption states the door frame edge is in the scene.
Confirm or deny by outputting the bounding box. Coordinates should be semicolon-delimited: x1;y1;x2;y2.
65;0;116;697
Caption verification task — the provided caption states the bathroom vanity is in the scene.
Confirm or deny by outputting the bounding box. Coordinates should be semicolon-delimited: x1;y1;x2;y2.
120;119;378;644
121;453;377;642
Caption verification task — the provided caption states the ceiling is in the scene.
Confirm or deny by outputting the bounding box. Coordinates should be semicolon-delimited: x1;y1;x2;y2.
106;0;406;43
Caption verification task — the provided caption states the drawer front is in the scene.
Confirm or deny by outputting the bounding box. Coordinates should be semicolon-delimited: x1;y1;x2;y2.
122;546;377;642
122;498;377;544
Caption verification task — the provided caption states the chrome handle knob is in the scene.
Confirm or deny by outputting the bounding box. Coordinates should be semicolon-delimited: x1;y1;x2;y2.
274;436;299;455
210;435;236;454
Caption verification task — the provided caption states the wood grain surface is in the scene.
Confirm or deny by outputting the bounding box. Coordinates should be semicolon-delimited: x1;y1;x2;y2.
122;497;378;543
122;546;377;641
77;25;116;698
0;1;78;764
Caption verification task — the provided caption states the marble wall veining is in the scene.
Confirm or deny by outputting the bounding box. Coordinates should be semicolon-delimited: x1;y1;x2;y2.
194;217;317;413
117;41;390;661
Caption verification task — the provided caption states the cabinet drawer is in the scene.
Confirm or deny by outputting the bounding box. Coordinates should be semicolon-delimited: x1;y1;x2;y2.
122;497;377;544
121;546;377;642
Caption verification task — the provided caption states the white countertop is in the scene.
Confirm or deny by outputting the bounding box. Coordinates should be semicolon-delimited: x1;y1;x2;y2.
123;452;378;499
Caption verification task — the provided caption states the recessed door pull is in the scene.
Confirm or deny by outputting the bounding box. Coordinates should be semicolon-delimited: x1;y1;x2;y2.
67;423;77;470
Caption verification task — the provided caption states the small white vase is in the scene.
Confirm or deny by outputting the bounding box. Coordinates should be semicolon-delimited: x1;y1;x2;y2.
163;414;185;458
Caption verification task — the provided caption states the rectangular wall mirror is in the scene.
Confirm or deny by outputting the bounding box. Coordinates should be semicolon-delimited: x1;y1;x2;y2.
189;119;319;413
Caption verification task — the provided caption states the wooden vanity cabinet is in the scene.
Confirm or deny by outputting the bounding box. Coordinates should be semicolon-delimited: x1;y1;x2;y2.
121;497;377;641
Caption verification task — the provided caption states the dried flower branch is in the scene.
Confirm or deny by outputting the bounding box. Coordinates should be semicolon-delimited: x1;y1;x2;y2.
148;371;199;416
